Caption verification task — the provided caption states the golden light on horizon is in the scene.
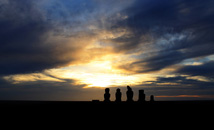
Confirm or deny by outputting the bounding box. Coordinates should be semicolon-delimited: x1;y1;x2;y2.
3;59;154;88
61;60;146;88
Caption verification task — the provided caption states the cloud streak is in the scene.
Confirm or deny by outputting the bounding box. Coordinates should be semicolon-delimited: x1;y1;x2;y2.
177;61;214;79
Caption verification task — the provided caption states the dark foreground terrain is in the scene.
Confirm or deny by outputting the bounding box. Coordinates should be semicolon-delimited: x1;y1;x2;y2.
1;101;213;127
1;100;214;106
1;100;214;112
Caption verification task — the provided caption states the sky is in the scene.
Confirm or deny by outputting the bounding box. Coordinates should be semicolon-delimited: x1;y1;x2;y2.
0;0;214;101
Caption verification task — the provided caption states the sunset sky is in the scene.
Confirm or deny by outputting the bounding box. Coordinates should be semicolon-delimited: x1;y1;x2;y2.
0;0;214;101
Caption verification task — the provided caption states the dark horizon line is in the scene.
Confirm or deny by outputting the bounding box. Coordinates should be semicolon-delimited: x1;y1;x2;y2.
1;100;214;102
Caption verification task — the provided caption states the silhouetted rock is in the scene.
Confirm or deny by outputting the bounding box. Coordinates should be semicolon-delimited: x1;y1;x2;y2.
126;86;134;102
115;88;122;102
138;90;146;102
150;95;155;102
104;88;111;102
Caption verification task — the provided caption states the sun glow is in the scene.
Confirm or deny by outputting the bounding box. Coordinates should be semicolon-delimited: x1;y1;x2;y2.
60;61;141;88
81;73;140;88
85;76;112;88
46;59;146;88
3;56;152;88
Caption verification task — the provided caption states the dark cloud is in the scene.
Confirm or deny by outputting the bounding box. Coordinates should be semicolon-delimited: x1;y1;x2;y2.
0;0;136;75
110;0;214;73
177;61;214;79
124;50;185;73
0;0;94;75
140;76;214;100
1;0;213;75
153;76;214;87
0;75;92;101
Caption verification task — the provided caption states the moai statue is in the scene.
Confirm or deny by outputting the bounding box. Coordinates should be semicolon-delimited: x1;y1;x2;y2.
150;95;155;102
115;88;122;102
104;88;111;102
126;86;134;102
138;90;146;102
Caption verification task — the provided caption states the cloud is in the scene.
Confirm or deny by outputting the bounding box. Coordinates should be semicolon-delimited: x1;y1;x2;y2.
1;0;214;75
148;75;214;92
0;1;78;75
0;74;95;101
0;0;137;75
0;1;97;75
108;0;214;73
177;61;214;79
139;75;214;100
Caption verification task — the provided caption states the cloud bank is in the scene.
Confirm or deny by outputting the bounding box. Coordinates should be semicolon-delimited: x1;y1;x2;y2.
1;0;213;75
0;0;214;100
0;0;132;75
109;0;214;73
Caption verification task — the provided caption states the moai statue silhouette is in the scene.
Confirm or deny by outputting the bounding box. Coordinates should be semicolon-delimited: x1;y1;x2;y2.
138;90;146;102
126;86;134;102
150;95;155;102
104;88;111;102
115;88;122;102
